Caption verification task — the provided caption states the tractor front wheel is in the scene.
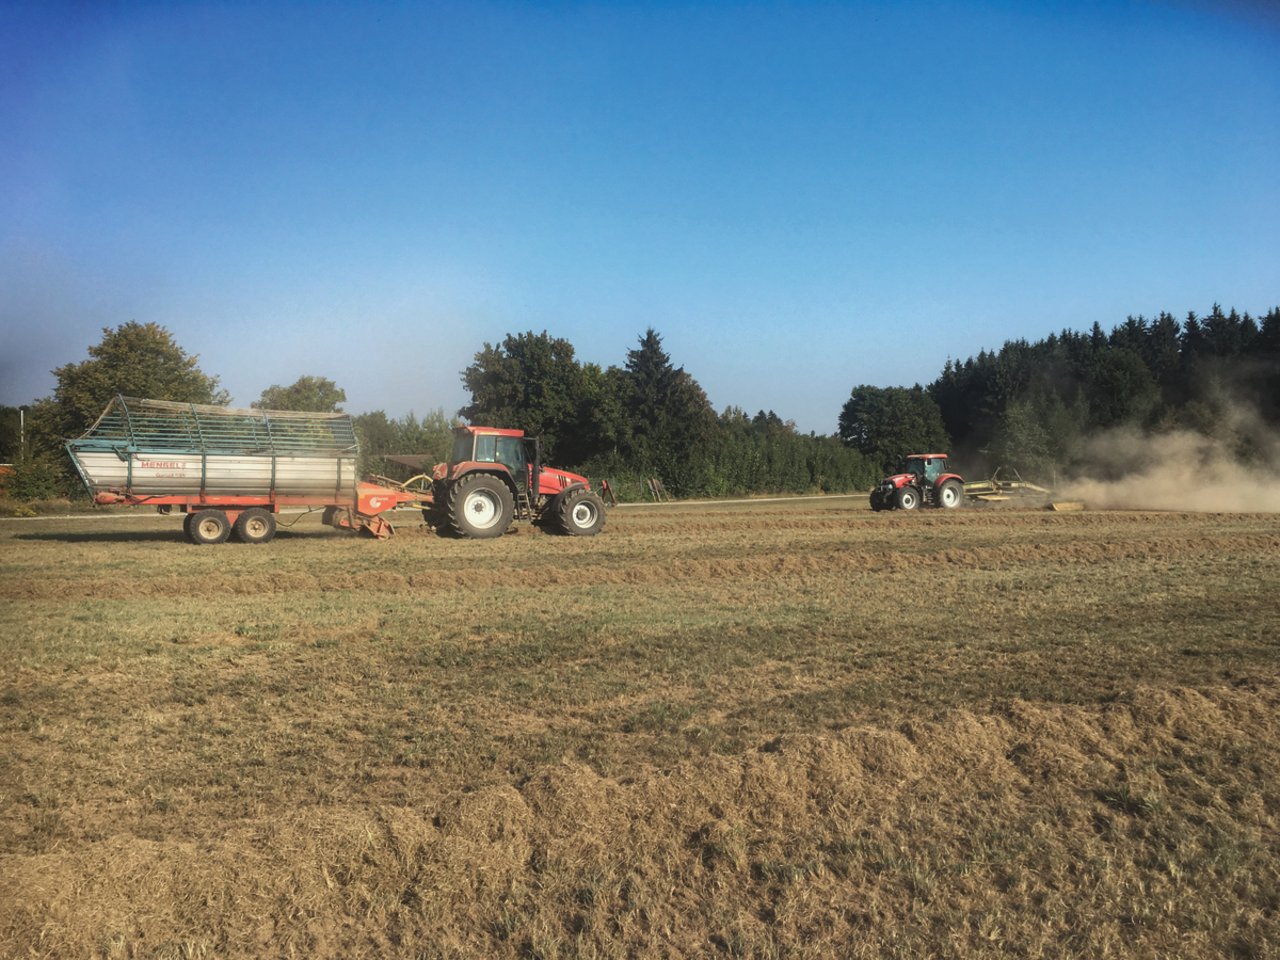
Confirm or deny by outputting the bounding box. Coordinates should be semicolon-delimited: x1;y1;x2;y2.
558;489;606;536
937;479;963;510
448;474;514;539
895;486;920;511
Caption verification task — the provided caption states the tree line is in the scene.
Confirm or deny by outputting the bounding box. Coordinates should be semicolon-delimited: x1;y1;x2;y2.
3;305;1277;503
924;305;1280;477
455;328;875;498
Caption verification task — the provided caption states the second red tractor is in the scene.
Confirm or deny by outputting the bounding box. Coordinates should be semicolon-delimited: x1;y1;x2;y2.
869;453;965;511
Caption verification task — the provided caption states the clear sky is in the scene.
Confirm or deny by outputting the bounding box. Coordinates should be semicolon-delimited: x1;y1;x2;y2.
2;0;1278;435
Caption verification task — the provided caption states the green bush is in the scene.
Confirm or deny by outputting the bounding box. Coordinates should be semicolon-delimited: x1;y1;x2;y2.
5;458;68;502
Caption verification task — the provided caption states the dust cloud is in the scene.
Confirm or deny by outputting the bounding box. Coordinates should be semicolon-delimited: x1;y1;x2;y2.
1060;405;1280;512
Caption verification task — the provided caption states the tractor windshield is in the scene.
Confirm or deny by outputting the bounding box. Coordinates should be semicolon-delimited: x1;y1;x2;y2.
451;431;476;464
903;457;945;481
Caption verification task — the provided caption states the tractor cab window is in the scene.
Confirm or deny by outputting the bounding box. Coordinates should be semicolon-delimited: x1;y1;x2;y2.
471;434;498;463
495;436;528;483
906;459;926;479
452;432;478;464
924;458;943;482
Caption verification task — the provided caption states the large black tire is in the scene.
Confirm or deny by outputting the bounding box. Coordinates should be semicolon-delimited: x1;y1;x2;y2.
448;473;514;539
557;488;606;536
869;490;886;512
419;496;450;535
234;507;277;543
894;485;920;511
937;479;963;510
188;509;231;545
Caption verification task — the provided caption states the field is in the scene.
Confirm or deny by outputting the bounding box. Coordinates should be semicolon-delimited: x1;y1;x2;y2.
1;499;1278;959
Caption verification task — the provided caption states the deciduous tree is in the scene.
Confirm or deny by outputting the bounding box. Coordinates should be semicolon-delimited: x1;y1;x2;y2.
838;385;950;475
255;375;347;412
49;322;227;437
459;331;587;460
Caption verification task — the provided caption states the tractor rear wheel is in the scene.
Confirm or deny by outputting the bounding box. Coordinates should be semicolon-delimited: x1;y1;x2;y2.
895;486;920;511
448;474;514;539
421;503;447;531
937;479;963;510
558;488;606;536
188;509;231;545
234;507;277;543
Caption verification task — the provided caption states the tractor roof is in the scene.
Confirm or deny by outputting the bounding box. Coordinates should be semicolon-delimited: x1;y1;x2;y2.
907;453;950;459
458;425;525;438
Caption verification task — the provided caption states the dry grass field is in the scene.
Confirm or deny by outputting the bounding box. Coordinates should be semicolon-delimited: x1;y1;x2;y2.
1;498;1278;959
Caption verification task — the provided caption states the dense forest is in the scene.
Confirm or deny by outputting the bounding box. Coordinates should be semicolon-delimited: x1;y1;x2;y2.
926;305;1280;477
2;305;1277;503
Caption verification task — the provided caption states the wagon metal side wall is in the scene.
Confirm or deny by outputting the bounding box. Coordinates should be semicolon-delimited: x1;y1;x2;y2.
65;396;361;504
69;450;358;499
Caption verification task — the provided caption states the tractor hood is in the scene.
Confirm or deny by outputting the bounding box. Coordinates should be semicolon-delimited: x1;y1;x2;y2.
538;467;590;497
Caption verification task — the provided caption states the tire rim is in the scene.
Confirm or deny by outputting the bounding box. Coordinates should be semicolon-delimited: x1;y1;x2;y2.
245;517;268;538
466;490;500;528
570;501;597;528
197;518;222;540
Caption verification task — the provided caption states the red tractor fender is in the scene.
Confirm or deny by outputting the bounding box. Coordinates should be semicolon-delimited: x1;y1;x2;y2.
447;460;510;481
443;461;521;499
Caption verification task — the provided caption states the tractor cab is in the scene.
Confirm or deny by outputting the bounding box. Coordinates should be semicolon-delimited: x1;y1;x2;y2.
452;429;529;474
905;454;949;484
450;427;537;499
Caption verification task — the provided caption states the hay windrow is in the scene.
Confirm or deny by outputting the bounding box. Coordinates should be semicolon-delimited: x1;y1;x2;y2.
2;682;1277;958
5;532;1277;601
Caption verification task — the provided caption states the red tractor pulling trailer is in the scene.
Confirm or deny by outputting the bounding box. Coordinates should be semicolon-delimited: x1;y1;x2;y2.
66;396;606;543
419;424;606;539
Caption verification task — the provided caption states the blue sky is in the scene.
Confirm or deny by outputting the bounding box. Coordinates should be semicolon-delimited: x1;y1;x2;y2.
2;0;1277;435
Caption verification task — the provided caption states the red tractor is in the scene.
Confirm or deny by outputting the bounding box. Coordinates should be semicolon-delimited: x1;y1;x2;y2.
869;453;965;512
424;425;607;538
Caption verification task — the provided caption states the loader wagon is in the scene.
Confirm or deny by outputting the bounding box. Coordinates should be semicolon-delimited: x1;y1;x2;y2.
66;396;426;543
